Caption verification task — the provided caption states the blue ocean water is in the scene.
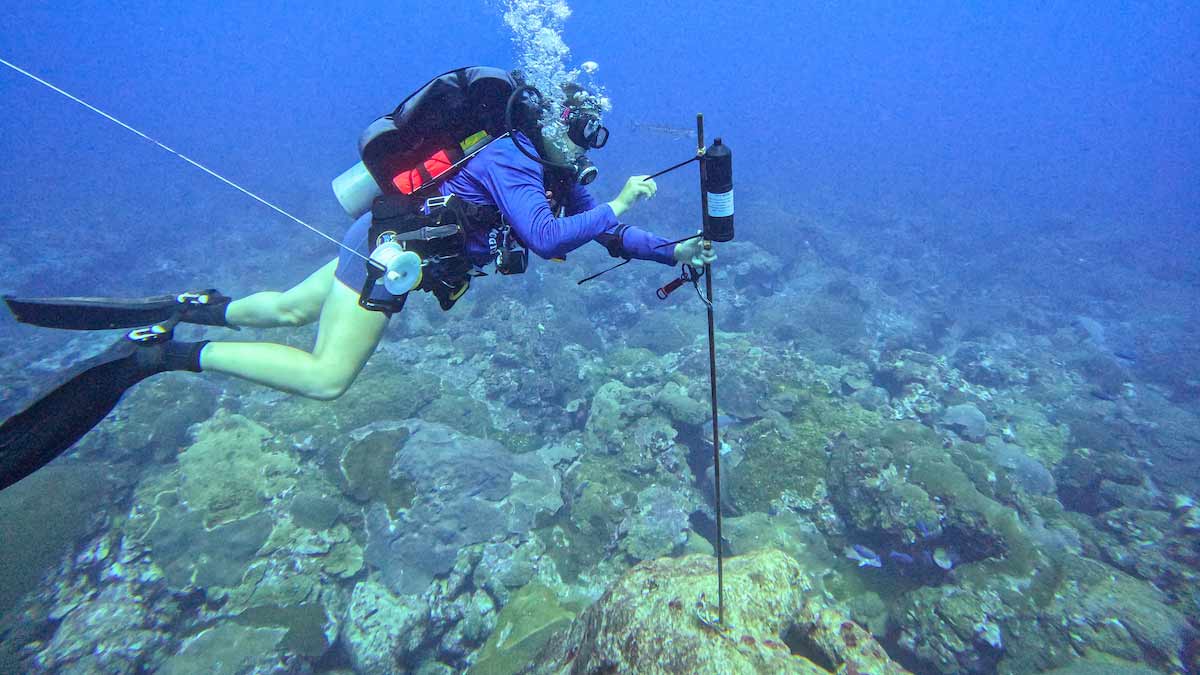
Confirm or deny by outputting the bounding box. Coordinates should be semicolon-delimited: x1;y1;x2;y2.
0;2;1197;673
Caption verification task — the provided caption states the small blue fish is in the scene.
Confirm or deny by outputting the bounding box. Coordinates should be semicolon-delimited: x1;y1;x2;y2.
888;551;915;564
702;414;745;446
844;544;882;568
916;520;933;539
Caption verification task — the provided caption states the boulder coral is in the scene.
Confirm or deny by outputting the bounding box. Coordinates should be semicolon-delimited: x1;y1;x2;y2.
528;548;910;674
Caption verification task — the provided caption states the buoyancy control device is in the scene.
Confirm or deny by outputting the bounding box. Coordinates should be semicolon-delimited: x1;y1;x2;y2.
333;67;537;314
331;66;521;219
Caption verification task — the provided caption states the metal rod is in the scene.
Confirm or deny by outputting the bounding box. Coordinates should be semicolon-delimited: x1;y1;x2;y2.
644;155;699;181
695;112;725;625
705;257;722;627
653;232;702;250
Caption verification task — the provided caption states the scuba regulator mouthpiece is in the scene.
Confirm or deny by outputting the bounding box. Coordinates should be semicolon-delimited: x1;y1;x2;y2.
574;155;598;185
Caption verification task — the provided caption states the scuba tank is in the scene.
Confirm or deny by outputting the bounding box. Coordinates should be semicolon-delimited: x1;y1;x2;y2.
331;66;607;218
331;66;520;218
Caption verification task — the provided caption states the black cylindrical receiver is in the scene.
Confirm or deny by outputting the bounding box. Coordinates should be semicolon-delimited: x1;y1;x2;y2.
702;138;734;242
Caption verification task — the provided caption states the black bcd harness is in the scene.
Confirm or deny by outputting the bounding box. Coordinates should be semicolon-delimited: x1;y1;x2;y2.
361;193;525;314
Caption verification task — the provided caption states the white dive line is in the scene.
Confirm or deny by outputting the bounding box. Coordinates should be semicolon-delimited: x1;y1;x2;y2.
0;56;378;266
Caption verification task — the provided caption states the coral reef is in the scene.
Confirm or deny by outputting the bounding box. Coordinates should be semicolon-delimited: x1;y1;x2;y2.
356;420;563;595
528;548;911;674
4;188;1199;675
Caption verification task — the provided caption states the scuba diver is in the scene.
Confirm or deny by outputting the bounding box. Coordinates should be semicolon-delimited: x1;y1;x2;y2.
0;66;718;491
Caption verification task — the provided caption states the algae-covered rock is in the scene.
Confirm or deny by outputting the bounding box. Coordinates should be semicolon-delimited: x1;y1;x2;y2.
951;343;1027;388
158;622;288;675
723;511;834;571
529;549;910;674
470;583;575;675
360;420;562;595
0;463;113;614
177;410;296;527
1055;446;1147;515
439;589;497;660
897;553;1190;674
619;484;693;562
142;505;274;590
1047;556;1188;671
654;381;710;426
584;379;655;453
289;493;341;530
985;438;1056;496
827;433;941;542
472;540;545;606
999;402;1068;466
1037;658;1165;675
942;404;988;442
36;580;178;673
423;391;496;438
895;583;1011;674
342;579;430;674
903;441;1038;575
727;384;881;517
549;435;701;584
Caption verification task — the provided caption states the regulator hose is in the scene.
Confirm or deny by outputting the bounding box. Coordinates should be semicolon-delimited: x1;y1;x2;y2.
504;84;578;174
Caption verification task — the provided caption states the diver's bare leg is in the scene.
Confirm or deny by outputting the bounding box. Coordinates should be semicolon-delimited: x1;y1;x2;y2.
199;279;388;400
224;259;337;328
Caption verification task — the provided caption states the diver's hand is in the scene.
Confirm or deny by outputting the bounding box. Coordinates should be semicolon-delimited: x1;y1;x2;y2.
607;175;657;218
673;232;717;267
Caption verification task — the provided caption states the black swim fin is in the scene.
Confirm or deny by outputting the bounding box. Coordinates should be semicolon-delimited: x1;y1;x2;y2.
0;322;206;491
3;290;232;330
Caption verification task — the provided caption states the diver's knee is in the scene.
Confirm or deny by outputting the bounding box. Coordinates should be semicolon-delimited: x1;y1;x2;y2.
303;372;356;401
277;306;318;327
306;387;347;402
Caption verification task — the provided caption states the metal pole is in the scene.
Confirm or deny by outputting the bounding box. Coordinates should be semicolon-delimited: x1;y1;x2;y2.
696;113;725;625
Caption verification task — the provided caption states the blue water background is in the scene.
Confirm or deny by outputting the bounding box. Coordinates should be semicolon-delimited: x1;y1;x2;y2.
1;2;1195;296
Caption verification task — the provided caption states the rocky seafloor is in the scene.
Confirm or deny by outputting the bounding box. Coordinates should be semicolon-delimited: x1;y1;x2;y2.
0;197;1197;674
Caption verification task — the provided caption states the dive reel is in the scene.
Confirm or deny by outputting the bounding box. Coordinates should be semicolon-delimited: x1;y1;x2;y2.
369;241;423;296
359;193;485;314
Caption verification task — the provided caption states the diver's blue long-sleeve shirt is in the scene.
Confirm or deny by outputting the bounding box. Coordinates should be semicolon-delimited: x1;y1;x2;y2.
439;132;677;267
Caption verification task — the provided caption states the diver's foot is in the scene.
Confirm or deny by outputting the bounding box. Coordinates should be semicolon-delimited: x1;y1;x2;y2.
178;291;232;328
0;333;207;491
130;335;209;375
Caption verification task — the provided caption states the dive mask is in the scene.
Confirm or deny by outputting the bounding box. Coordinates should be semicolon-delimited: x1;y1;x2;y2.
562;106;609;149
